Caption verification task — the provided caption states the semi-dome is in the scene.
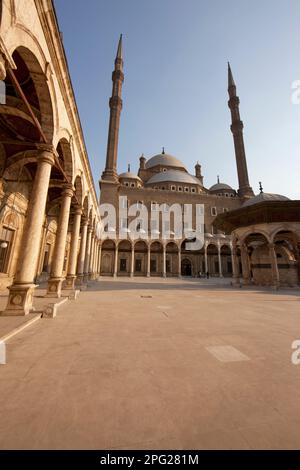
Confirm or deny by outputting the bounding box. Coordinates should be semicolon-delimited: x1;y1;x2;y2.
146;169;201;186
209;182;234;192
119;172;142;182
243;192;290;207
145;153;186;170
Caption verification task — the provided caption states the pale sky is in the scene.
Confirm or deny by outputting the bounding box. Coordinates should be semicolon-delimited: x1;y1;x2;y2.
54;0;300;199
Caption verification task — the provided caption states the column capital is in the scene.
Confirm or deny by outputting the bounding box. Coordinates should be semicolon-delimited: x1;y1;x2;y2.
62;183;74;198
35;144;57;165
74;205;83;216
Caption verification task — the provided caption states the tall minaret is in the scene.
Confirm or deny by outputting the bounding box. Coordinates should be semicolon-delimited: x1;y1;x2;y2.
228;63;254;198
101;35;124;183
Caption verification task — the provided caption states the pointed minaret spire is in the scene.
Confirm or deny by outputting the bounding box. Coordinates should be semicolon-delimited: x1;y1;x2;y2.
228;62;236;89
227;63;254;198
259;181;263;193
101;35;124;183
116;34;123;61
128;163;131;173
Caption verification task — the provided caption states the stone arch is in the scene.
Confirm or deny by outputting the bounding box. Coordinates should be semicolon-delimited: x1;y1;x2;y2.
56;138;74;182
150;241;163;276
134;240;148;276
220;244;232;277
2;209;20;229
118;240;132;276
9;45;54;141
100;239;115;276
206;243;219;276
166;241;179;277
73;175;83;206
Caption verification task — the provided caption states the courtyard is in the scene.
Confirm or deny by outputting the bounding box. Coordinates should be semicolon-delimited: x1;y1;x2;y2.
0;277;300;450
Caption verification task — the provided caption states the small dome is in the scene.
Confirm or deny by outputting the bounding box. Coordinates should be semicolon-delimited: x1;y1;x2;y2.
243;192;290;207
209;182;234;192
145;153;186;170
146;169;201;186
119;172;142;182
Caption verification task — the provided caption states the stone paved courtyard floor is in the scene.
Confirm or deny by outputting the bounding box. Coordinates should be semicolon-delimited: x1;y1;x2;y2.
0;277;300;450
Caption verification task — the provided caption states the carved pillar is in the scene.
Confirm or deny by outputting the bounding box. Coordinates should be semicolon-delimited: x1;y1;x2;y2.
162;244;166;278
83;226;92;282
269;242;280;288
46;184;74;298
114;245;118;277
204;244;208;274
218;244;223;278
65;206;82;290
76;218;88;285
178;247;181;278
240;243;251;286
89;233;95;279
3;147;55;315
147;245;151;277
231;241;240;286
98;243;102;276
130;244;135;277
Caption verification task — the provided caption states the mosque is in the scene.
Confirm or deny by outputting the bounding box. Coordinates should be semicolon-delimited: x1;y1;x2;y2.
0;1;299;317
99;36;300;286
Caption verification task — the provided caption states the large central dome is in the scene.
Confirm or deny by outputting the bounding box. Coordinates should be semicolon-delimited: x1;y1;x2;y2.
145;153;186;170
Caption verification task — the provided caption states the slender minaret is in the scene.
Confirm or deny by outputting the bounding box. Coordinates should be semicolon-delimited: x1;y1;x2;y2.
101;35;124;182
228;63;254;198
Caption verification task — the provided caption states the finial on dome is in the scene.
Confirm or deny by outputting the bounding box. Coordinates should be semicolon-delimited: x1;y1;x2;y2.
162;147;165;155
259;181;263;193
128;163;131;172
217;175;220;184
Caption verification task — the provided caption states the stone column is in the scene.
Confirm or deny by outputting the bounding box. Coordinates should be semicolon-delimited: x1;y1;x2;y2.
76;218;88;285
93;241;99;277
269;242;280;288
204;244;208;274
46;184;74;298
231;242;240;286
98;243;102;277
178;248;181;278
240;243;251;286
65;206;82;290
130;244;135;277
147;245;151;277
218;244;223;278
162;244;166;278
114;245;118;277
3;147;55;316
83;227;92;282
89;233;95;279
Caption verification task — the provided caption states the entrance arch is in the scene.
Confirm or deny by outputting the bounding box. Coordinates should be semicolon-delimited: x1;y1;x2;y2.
181;258;192;277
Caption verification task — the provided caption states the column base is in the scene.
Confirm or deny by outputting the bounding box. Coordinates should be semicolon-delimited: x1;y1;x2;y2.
1;283;37;316
64;275;76;290
146;272;150;278
75;274;85;286
83;274;89;283
46;277;64;298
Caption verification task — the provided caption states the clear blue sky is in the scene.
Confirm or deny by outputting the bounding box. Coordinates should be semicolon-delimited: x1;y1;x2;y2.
54;0;300;199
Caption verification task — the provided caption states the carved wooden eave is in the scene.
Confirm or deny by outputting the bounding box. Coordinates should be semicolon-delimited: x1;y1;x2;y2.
214;201;300;233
